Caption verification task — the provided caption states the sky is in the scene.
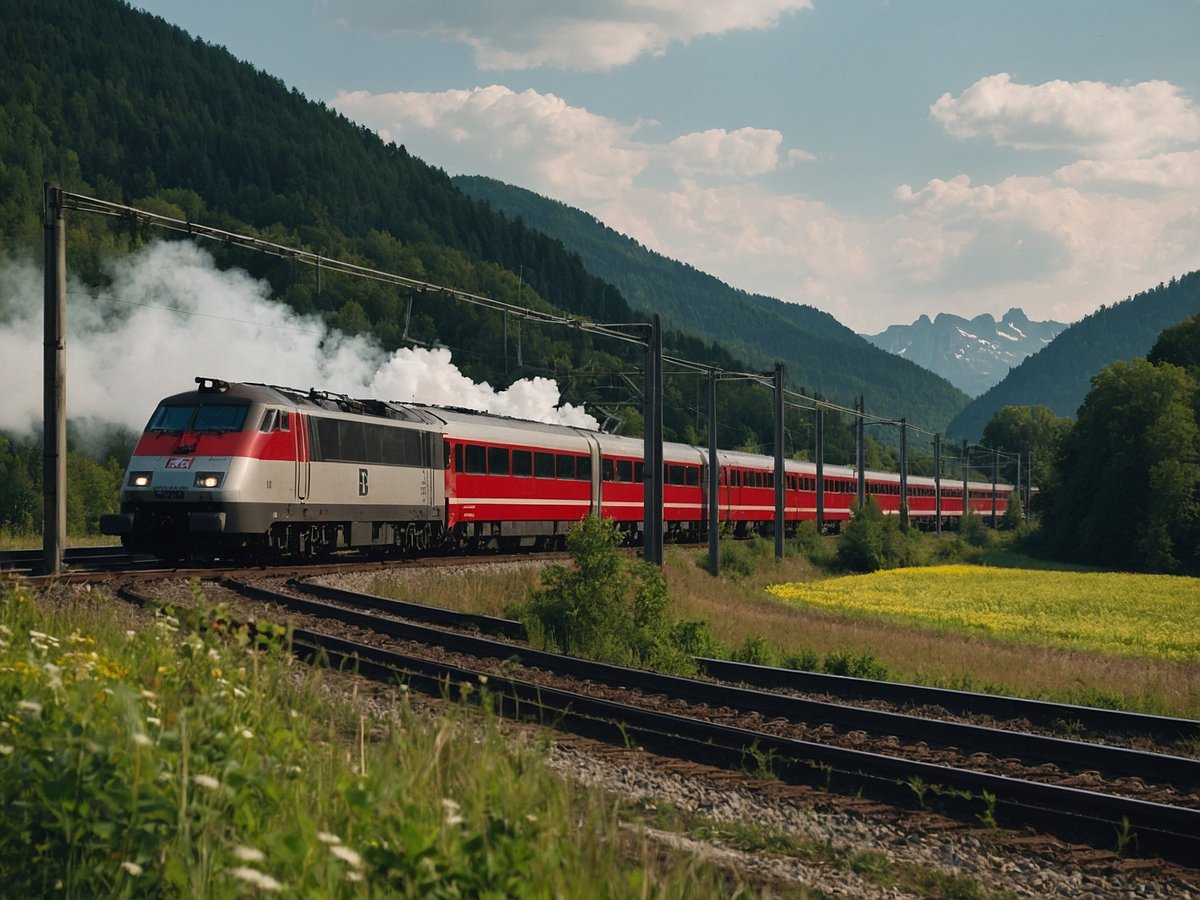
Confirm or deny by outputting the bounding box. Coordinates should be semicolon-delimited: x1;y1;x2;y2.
124;0;1200;335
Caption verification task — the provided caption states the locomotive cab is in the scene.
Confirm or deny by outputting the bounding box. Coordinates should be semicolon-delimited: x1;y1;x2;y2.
101;378;281;560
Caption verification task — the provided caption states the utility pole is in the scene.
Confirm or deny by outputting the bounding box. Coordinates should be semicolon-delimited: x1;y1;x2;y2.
855;396;866;509
933;433;942;536
643;314;664;565
962;439;970;525
43;184;67;576
898;417;908;531
773;362;785;559
707;369;719;576
991;448;999;528
815;405;825;532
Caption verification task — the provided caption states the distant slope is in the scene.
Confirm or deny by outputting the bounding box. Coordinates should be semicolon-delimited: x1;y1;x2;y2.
454;175;969;433
864;309;1065;397
947;272;1200;440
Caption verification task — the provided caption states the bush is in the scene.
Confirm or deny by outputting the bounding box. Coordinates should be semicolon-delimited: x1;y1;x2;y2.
835;498;917;572
515;516;702;674
958;508;994;548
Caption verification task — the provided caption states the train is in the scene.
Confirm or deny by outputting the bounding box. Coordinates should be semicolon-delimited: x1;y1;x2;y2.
100;377;1012;561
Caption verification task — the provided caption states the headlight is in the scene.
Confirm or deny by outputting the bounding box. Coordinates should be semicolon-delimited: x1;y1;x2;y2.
194;472;224;489
129;472;152;487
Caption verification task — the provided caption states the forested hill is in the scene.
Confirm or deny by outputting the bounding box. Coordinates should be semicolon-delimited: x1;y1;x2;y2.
455;176;968;431
947;271;1200;440
2;0;957;448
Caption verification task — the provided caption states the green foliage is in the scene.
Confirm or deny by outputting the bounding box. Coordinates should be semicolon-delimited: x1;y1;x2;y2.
0;432;128;538
0;580;732;897
835;498;918;572
956;507;994;548
1040;357;1200;573
454;176;973;434
515;516;705;673
981;404;1072;490
730;636;887;679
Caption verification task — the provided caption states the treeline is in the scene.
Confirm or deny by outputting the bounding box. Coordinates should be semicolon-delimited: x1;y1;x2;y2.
0;431;128;540
1034;313;1200;574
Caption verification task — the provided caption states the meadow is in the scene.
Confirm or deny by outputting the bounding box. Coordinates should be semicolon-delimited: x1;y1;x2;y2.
766;565;1200;663
368;538;1200;720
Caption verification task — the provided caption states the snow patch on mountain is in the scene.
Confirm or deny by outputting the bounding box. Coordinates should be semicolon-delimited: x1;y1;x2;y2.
863;308;1066;397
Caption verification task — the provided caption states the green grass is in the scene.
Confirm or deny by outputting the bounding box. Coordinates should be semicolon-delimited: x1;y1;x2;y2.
0;577;739;897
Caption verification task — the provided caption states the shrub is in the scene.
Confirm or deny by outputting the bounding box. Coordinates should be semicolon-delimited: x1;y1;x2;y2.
835;498;916;572
515;516;701;674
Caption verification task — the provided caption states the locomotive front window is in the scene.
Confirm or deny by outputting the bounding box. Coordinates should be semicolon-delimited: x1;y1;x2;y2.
193;404;249;432
147;402;248;433
147;404;194;432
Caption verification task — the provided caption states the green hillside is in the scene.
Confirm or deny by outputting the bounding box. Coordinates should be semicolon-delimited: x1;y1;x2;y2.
1;0;950;463
454;176;969;433
947;272;1200;440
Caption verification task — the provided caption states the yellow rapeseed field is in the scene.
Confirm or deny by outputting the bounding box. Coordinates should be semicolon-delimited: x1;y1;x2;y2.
767;565;1200;662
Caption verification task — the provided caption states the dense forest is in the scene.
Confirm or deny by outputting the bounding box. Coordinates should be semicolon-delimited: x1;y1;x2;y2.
1037;313;1200;574
948;272;1200;440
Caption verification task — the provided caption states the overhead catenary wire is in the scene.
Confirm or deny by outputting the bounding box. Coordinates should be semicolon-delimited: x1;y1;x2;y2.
56;189;1022;476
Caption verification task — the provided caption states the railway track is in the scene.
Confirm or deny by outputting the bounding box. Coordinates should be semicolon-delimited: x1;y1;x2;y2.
0;545;151;576
118;575;1200;868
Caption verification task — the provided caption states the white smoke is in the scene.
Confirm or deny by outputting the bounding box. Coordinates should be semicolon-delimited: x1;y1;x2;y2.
0;241;599;436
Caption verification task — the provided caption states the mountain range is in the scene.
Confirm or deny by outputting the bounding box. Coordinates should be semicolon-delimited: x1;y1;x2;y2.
863;309;1066;398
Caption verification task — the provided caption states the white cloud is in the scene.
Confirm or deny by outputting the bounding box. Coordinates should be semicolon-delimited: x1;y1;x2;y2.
930;73;1200;159
334;85;648;202
1055;150;1200;189
331;75;1200;334
322;0;812;72
667;127;784;178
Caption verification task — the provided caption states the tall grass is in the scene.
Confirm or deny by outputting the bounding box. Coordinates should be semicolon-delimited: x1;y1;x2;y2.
369;535;1200;720
0;577;736;897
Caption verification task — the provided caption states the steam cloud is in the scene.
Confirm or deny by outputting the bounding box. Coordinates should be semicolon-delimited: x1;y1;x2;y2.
0;241;599;437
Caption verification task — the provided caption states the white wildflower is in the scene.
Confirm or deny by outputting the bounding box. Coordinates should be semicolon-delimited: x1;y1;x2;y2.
146;716;161;727
317;831;341;845
0;745;13;755
17;700;42;716
233;846;265;863
229;867;282;892
442;798;464;827
193;774;220;790
239;728;253;740
329;844;363;868
121;861;143;876
133;732;152;747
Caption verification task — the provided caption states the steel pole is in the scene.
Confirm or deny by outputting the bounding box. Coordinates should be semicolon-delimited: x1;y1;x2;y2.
42;183;67;576
707;369;719;575
773;362;785;559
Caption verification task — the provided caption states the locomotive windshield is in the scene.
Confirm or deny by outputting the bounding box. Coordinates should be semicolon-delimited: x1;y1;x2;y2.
147;402;250;433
